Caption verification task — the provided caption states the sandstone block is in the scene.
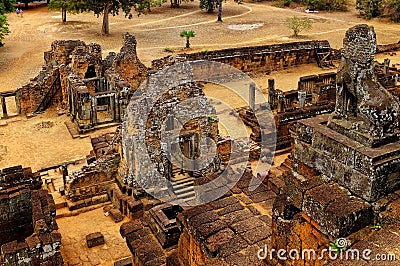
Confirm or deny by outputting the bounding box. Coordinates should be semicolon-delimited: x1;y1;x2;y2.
86;232;104;248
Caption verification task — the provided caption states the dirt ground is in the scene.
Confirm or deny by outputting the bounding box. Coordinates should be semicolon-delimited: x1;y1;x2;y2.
57;207;132;266
1;0;400;91
0;2;399;265
0;108;116;171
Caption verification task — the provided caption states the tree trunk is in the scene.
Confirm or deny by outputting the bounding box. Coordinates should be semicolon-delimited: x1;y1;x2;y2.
217;0;223;22
186;38;190;48
171;0;179;8
102;2;111;35
62;8;67;23
24;0;29;9
207;0;213;13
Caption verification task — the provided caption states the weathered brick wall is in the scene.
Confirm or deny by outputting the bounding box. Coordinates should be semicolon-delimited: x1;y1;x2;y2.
0;165;62;266
177;227;208;266
112;33;148;91
44;40;86;66
120;220;167;266
16;67;60;114
65;154;120;202
271;203;330;266
151;41;331;73
0;165;41;191
0;186;33;246
1;231;63;266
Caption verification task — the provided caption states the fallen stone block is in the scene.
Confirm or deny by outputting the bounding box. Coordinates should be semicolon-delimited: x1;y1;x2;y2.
86;232;105;248
110;208;123;223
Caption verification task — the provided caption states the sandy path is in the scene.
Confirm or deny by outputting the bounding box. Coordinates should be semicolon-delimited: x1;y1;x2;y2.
1;1;400;92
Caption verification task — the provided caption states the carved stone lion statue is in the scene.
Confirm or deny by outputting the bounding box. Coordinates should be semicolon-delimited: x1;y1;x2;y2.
329;24;400;138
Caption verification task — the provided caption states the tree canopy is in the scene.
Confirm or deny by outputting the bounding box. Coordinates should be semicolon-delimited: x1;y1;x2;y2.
48;0;152;35
48;0;85;22
356;0;382;19
284;16;313;37
356;0;400;22
0;0;15;47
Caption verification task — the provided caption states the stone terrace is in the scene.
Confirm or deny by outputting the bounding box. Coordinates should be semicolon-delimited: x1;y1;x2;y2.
120;170;285;266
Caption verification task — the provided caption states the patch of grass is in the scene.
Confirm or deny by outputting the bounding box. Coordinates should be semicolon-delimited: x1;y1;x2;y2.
163;47;173;53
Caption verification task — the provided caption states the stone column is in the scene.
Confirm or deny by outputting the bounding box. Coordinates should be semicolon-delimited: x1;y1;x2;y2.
110;95;116;121
249;82;256;110
277;94;285;113
384;58;390;75
298;91;307;108
61;163;68;187
92;96;98;126
268;79;275;107
1;96;7;119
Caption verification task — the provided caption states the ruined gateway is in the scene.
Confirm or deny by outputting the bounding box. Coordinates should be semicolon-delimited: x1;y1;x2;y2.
1;24;400;266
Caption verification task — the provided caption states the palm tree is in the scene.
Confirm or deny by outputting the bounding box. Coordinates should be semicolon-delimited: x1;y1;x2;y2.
180;30;196;48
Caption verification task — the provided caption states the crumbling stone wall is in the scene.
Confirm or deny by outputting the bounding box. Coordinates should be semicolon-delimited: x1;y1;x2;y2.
65;154;120;202
44;40;86;66
152;41;331;73
17;40;89;114
0;186;33;246
0;165;42;191
16;67;61;114
112;33;148;91
0;166;62;266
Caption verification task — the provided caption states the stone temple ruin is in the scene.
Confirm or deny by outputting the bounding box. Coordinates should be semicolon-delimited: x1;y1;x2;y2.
0;166;62;265
2;23;400;266
1;33;147;134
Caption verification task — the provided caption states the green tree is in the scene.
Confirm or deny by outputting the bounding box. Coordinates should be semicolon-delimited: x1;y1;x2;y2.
301;0;349;11
49;0;152;35
0;0;15;47
356;0;382;18
170;0;193;8
284;16;312;37
180;30;195;48
200;0;218;12
382;0;400;22
200;0;241;21
48;0;85;22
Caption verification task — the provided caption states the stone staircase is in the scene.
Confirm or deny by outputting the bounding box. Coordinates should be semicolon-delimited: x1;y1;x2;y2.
169;168;195;202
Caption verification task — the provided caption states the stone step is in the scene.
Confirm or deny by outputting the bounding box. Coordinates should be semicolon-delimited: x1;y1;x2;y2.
172;180;194;190
170;175;193;182
65;121;79;139
171;177;194;186
176;190;195;200
174;185;194;195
